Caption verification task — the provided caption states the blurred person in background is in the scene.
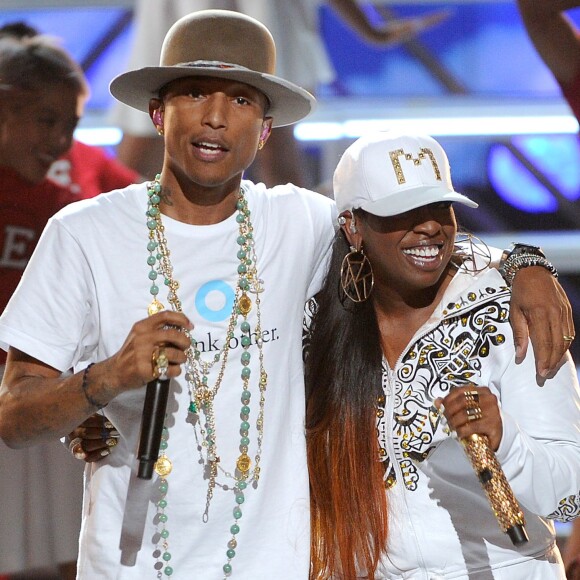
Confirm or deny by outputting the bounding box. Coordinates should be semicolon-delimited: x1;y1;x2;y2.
517;0;580;122
0;21;140;199
0;25;129;580
110;0;448;188
517;3;580;577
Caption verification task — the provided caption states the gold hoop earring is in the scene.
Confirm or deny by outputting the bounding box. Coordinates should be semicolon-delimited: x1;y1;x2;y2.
453;232;492;274
340;246;374;303
257;139;265;150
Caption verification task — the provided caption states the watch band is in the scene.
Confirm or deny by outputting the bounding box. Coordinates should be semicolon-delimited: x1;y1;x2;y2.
499;244;558;287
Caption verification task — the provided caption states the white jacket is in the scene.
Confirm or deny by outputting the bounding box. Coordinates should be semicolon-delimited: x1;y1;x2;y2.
375;268;580;579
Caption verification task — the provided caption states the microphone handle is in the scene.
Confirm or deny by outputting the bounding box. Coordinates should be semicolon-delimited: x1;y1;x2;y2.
137;378;170;480
461;433;529;546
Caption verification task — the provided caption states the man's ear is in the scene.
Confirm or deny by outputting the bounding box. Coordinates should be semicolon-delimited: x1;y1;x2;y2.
259;119;273;144
149;99;164;131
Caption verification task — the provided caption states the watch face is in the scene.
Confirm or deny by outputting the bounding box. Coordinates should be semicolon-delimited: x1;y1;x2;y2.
511;243;544;256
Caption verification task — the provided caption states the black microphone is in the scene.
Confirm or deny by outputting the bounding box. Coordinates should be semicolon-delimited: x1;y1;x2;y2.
137;377;170;480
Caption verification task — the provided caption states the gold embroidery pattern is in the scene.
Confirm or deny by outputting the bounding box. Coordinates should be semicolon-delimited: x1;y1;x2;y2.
376;287;510;491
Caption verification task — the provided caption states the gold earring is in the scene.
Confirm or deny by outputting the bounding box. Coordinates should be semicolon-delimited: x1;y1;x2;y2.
340;245;374;303
157;127;164;136
453;232;491;274
258;139;265;150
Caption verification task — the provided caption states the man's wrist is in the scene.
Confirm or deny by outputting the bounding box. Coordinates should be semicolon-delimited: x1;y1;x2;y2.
499;243;558;286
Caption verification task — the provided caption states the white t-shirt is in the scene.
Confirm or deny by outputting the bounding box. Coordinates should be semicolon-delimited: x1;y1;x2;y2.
0;180;336;579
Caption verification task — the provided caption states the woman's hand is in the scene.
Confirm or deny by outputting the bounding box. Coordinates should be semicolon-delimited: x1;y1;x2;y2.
61;413;119;463
510;266;574;378
435;385;503;451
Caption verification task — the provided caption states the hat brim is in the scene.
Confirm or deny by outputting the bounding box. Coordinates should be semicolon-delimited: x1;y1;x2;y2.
359;186;478;217
109;65;315;128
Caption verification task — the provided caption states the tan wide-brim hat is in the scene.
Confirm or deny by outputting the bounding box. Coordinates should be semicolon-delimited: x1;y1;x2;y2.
110;9;316;128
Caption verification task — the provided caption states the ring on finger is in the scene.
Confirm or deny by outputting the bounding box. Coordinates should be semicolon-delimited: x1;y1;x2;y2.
464;389;479;405
72;442;86;460
466;406;482;422
563;335;575;342
152;347;169;381
68;436;83;454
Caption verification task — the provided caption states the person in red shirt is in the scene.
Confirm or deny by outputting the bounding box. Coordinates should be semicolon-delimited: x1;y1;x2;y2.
0;32;97;580
47;139;139;200
0;34;84;363
0;21;140;203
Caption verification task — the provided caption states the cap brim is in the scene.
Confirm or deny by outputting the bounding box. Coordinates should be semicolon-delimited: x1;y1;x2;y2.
359;186;478;217
109;65;315;128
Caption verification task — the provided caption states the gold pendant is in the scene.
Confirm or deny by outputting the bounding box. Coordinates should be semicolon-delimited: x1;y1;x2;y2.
236;453;251;474
148;299;165;316
154;455;173;477
239;293;252;315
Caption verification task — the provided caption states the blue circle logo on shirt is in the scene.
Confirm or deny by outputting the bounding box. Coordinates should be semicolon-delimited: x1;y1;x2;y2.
195;280;235;322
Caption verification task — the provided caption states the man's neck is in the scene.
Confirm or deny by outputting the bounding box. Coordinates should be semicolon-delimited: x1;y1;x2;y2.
156;174;242;225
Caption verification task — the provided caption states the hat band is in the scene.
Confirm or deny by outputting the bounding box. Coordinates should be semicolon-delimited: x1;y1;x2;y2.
171;60;256;73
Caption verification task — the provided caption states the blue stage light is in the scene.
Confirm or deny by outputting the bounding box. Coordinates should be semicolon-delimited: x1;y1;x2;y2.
487;136;580;213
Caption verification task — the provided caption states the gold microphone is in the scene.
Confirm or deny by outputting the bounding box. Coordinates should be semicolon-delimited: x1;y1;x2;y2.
459;388;528;546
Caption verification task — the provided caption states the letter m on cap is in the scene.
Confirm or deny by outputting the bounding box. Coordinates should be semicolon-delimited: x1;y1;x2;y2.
389;148;442;185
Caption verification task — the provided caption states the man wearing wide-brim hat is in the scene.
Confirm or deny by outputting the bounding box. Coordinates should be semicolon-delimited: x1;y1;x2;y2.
0;8;574;580
0;9;336;579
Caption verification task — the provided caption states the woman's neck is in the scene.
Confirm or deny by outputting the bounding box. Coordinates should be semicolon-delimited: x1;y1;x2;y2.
373;266;456;367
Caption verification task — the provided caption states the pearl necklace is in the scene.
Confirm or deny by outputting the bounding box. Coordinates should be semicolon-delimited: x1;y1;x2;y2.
145;175;268;578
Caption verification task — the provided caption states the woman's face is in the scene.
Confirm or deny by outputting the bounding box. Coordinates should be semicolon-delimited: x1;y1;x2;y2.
352;202;457;296
0;81;80;184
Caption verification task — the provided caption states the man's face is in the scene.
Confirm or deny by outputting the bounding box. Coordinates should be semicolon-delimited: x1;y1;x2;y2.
157;76;272;192
0;82;80;184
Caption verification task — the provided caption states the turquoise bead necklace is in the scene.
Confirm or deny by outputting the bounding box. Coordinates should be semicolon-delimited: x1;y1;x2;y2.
145;175;268;578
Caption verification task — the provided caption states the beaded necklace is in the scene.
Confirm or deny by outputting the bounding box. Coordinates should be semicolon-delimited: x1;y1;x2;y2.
145;175;268;578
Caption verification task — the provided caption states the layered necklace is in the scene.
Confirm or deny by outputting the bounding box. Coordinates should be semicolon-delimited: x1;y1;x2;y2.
145;175;268;578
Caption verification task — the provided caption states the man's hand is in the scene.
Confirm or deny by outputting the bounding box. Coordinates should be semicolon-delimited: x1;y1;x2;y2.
61;413;119;463
510;266;575;377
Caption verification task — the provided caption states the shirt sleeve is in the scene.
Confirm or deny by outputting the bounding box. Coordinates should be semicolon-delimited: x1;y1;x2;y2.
302;191;337;300
494;350;580;520
0;215;99;371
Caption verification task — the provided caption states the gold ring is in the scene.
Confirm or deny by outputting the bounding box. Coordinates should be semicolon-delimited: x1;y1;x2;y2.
464;390;480;405
563;335;575;342
72;442;86;460
152;347;169;380
68;436;82;454
466;406;482;422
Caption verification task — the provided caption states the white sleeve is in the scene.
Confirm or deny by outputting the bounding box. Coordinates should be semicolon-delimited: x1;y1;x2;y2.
302;192;337;300
494;350;580;521
0;216;98;371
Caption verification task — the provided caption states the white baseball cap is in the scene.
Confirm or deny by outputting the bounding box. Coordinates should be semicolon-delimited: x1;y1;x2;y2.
333;131;478;216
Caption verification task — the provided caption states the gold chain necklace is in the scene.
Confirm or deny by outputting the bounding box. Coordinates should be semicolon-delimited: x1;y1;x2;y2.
145;175;268;578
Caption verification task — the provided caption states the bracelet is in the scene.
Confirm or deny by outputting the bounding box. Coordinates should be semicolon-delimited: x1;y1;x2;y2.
499;253;558;287
81;363;105;410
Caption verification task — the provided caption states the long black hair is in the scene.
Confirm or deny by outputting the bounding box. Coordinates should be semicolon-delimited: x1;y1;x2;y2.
305;227;389;579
